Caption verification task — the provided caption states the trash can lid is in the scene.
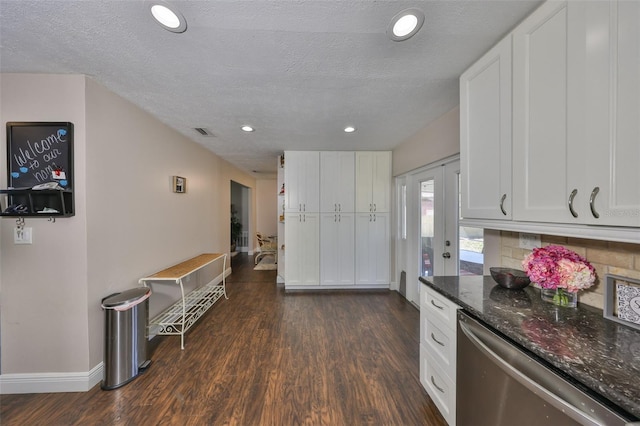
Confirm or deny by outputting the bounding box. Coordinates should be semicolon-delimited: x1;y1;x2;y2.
102;287;151;309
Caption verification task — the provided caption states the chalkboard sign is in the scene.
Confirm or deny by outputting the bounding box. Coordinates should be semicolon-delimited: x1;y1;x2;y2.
6;122;73;190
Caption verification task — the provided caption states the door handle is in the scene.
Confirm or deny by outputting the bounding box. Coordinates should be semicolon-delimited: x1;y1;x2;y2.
442;252;451;259
589;187;600;219
568;189;578;218
430;299;444;310
430;376;445;394
500;193;507;216
431;332;445;347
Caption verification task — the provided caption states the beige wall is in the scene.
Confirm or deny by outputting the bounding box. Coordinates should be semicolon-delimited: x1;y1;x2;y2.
256;179;277;242
392;106;460;177
1;74;89;374
500;232;640;309
1;74;256;376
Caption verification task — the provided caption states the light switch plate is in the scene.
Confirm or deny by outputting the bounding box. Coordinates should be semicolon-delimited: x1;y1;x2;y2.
14;227;33;244
519;233;540;250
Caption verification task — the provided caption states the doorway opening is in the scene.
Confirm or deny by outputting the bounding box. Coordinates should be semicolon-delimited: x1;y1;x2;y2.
231;181;250;253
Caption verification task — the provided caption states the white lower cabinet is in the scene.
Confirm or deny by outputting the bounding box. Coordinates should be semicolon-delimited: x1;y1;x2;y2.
284;212;319;286
355;213;390;285
420;284;460;426
320;213;355;286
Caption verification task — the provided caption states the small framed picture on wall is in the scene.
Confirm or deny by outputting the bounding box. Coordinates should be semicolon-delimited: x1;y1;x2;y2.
173;176;186;193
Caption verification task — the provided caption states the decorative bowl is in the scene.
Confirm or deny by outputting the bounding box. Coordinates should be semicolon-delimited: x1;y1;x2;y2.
490;267;531;290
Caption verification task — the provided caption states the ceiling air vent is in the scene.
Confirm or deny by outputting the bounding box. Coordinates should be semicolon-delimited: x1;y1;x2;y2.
193;127;215;137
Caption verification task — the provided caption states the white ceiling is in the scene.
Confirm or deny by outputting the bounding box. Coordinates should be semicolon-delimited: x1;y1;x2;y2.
0;0;541;177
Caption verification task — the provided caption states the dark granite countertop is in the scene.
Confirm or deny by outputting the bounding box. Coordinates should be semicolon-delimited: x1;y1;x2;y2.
419;275;640;420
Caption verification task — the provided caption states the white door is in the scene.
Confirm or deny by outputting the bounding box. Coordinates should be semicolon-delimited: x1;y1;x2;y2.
403;159;484;306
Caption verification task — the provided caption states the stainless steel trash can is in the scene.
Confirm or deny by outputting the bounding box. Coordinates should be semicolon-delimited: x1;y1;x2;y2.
101;287;152;390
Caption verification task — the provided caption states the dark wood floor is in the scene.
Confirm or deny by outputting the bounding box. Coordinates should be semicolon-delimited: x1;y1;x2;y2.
0;253;446;425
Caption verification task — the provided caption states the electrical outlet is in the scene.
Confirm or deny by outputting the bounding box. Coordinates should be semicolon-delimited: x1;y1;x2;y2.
519;233;541;250
14;227;33;244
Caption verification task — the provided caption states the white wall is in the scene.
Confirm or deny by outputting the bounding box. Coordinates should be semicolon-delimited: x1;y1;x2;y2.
0;74;256;388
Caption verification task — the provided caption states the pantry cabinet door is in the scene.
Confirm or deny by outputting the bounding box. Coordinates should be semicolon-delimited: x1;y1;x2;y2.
320;151;355;213
320;213;355;285
285;151;319;213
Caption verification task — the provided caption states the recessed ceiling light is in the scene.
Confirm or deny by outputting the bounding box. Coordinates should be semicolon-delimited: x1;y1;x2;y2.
150;2;187;33
241;125;255;132
387;8;425;42
344;126;356;133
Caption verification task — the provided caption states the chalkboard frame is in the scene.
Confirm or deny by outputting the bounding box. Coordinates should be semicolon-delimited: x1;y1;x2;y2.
6;121;74;190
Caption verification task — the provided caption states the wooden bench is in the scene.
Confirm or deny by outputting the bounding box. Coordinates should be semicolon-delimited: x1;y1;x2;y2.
139;253;227;349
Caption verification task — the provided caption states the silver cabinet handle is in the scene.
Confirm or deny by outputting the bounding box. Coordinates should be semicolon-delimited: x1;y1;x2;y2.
374;203;377;212
369;203;372;212
430;376;445;394
334;203;337;212
430;299;444;310
499;193;507;216
338;204;341;212
338;214;341;222
431;332;445;347
589;187;600;219
568;189;578;218
334;214;337;222
299;203;302;212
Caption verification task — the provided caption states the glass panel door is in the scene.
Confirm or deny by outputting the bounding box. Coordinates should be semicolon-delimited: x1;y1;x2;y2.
420;179;435;277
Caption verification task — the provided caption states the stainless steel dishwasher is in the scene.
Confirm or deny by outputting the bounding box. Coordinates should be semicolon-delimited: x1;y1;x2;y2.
456;311;636;426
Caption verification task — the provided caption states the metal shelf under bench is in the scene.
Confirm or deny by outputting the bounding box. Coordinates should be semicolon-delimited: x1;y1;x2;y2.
139;253;227;349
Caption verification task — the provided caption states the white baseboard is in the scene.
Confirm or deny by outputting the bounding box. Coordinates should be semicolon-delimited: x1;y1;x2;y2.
0;362;103;394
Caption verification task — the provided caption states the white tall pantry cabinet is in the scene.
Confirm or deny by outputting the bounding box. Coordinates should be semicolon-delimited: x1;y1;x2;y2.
284;152;320;286
283;150;391;290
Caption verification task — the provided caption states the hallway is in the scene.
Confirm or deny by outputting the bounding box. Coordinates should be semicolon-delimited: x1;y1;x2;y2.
1;253;445;425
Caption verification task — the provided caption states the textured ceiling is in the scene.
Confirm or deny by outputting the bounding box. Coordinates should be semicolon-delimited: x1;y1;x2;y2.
0;0;541;177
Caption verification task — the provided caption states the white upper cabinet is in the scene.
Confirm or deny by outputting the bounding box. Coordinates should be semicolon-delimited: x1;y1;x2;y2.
460;35;513;220
355;151;392;213
512;1;573;223
580;1;640;227
512;0;640;227
320;151;355;213
284;151;319;213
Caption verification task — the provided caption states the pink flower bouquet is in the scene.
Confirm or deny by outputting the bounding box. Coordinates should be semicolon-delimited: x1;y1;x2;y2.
522;245;596;293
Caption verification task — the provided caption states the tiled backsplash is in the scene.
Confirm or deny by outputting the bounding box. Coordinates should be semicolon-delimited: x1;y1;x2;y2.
500;232;640;309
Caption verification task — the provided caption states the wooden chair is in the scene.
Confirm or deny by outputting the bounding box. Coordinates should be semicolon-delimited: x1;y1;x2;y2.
255;232;277;264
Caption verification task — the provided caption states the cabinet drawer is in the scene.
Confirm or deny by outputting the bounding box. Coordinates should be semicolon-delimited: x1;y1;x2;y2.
422;316;456;379
420;346;456;426
421;285;458;330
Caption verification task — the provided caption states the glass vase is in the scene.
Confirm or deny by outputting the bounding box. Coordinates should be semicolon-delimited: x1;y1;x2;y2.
541;288;577;308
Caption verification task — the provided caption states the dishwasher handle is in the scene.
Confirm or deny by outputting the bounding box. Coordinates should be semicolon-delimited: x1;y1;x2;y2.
458;316;603;426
